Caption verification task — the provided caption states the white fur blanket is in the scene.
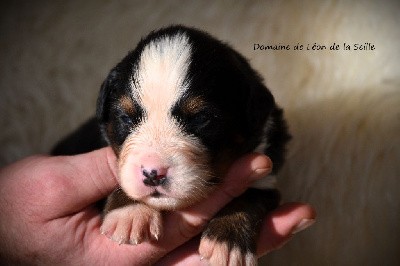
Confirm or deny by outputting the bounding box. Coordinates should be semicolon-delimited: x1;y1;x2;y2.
1;0;399;265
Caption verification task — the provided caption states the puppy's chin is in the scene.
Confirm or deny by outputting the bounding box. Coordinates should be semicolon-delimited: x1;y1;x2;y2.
140;191;211;210
119;166;216;210
119;178;215;210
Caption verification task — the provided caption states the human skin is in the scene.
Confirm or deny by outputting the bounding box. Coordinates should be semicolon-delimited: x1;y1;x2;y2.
0;147;315;265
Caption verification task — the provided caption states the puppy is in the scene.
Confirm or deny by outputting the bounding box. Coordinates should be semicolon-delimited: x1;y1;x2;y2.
53;25;290;265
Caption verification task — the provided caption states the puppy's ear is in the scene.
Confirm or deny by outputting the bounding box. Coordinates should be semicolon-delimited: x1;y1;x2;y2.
96;68;118;123
229;52;275;137
246;80;291;173
245;81;275;133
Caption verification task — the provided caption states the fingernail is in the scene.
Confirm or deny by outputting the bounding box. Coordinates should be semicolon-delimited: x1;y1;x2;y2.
249;155;272;180
292;219;315;235
250;167;272;180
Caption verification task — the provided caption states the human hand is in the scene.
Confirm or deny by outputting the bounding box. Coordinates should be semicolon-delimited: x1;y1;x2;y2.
158;202;315;265
0;147;315;265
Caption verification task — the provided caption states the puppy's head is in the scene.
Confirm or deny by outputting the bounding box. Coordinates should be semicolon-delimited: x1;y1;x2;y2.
97;26;281;210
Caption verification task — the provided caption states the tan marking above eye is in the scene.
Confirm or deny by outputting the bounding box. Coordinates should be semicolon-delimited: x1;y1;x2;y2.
182;96;206;114
119;96;136;115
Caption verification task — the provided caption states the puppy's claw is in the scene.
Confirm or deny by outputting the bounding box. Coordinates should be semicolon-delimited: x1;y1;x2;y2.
129;239;139;245
153;233;159;241
117;236;125;245
102;204;162;246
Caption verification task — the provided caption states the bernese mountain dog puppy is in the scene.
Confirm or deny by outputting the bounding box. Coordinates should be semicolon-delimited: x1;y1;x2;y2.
52;25;291;265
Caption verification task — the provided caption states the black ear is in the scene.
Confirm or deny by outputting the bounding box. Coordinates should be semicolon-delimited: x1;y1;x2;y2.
235;58;275;142
228;52;275;138
245;81;275;134
242;70;291;173
96;68;118;124
246;81;291;174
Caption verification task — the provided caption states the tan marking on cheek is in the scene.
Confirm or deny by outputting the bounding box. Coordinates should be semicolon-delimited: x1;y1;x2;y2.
118;136;136;171
106;123;121;155
119;96;136;115
106;122;113;138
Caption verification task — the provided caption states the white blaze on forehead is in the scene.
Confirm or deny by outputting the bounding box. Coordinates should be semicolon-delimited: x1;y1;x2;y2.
132;33;192;112
119;33;212;209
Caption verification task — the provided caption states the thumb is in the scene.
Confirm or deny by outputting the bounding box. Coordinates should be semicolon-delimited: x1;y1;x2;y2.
69;147;118;199
51;147;119;215
256;202;316;256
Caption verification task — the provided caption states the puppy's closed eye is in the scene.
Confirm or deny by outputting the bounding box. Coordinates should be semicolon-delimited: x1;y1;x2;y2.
119;114;133;125
116;96;143;128
189;110;215;129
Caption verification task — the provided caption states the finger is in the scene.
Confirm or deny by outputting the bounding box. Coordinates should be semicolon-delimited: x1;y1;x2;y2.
47;147;119;216
154;203;315;265
181;153;273;223
67;147;118;200
154;236;205;266
256;202;316;256
157;153;272;251
156;203;316;264
95;153;272;264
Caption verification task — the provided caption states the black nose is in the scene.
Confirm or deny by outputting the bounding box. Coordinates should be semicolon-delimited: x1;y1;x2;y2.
142;169;166;187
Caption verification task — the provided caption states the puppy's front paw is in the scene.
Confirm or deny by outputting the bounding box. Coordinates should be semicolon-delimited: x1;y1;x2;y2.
101;204;162;245
198;206;260;265
199;237;257;266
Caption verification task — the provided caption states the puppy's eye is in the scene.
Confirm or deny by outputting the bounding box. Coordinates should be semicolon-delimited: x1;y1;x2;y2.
119;114;133;125
192;112;212;127
190;110;221;131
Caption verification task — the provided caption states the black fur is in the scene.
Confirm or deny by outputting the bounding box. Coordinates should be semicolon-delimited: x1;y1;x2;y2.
202;189;281;254
51;117;105;155
93;25;290;168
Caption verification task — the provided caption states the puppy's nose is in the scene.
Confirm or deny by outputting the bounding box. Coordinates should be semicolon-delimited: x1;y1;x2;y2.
142;167;167;186
140;155;168;186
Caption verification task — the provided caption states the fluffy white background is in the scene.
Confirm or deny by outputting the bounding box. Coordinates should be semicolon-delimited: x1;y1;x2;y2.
1;0;399;265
